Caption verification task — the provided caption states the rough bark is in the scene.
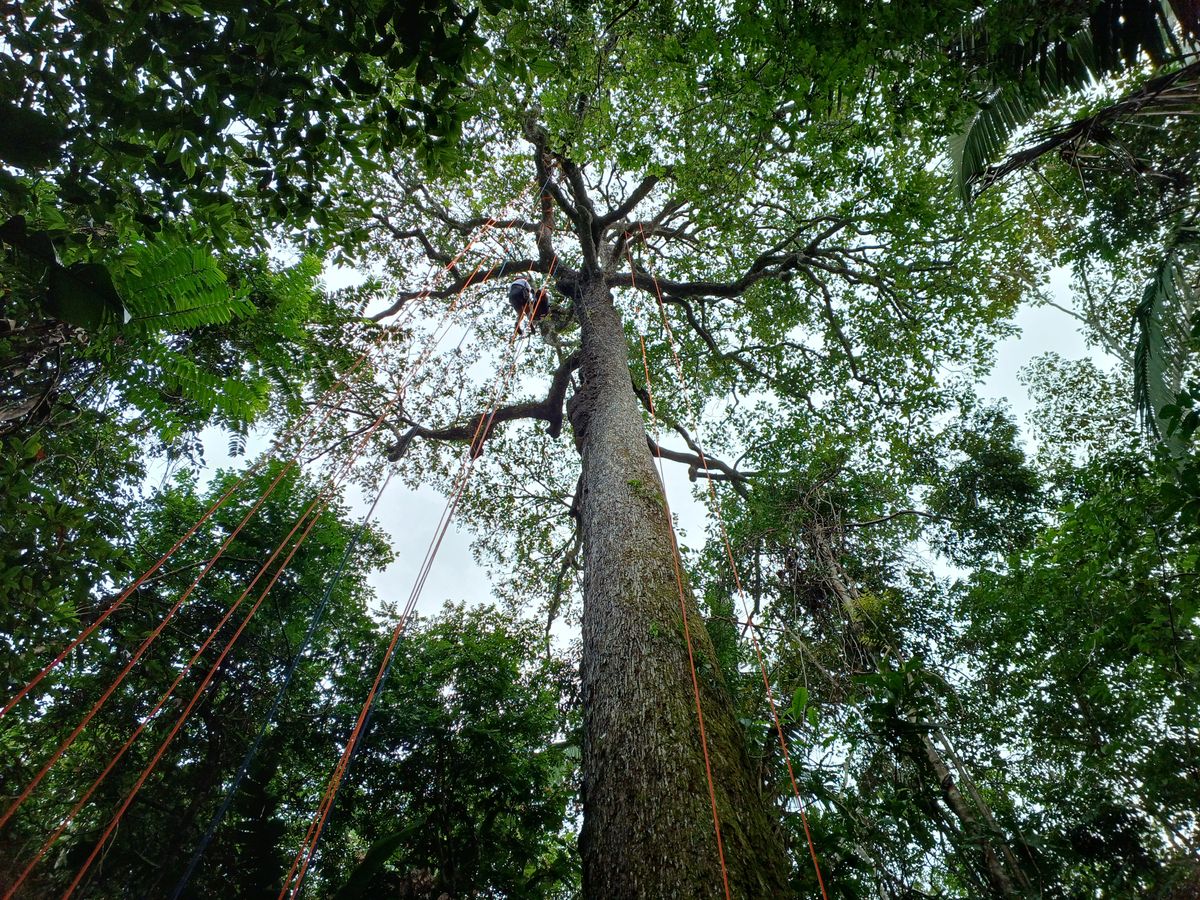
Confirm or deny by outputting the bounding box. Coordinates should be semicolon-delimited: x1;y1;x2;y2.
569;272;789;899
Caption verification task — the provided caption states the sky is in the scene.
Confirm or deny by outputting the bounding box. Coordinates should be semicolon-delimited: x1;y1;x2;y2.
160;259;1098;644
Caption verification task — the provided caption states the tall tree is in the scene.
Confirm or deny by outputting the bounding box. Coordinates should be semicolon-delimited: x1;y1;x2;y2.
353;1;1034;894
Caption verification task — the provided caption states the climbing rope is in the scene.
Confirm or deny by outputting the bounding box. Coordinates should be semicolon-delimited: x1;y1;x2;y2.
7;182;548;896
6;194;534;896
51;309;472;899
632;226;829;898
0;350;375;721
635;332;733;900
167;468;397;900
0;221;511;842
278;290;543;899
14;389;400;899
0;204;523;725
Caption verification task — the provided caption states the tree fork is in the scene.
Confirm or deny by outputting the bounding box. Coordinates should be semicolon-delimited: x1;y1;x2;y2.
568;271;789;898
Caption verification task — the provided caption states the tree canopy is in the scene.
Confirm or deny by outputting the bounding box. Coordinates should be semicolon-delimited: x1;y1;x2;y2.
2;0;1199;897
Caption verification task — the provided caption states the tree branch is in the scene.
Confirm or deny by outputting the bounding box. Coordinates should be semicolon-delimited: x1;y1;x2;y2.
630;382;753;498
844;509;942;528
388;350;581;460
596;172;665;231
370;258;546;321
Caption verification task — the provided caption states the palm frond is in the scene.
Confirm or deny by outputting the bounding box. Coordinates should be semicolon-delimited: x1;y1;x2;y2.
951;0;1189;203
1133;243;1198;451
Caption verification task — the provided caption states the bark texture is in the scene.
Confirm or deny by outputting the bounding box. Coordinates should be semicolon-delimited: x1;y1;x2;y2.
569;273;789;899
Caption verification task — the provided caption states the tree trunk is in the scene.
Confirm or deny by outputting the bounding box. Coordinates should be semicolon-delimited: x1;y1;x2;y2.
917;732;1022;898
568;272;790;899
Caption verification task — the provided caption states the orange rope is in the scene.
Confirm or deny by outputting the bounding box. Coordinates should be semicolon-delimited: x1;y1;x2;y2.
0;231;508;845
50;303;468;898
636;333;732;900
0;203;523;725
0;349;374;721
0;393;347;833
59;496;334;900
279;295;540;898
280;191;552;897
9;230;515;897
633;226;829;898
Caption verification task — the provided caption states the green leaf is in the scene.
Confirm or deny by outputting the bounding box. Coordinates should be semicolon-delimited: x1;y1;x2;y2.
789;685;809;720
0;100;66;170
0;215;59;266
47;263;125;330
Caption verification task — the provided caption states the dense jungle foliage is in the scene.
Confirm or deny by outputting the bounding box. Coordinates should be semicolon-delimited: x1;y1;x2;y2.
1;0;1198;896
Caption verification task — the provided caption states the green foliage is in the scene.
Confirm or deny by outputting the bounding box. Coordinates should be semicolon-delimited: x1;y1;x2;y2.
1134;239;1200;450
926;406;1043;563
5;1;1200;896
0;467;579;898
953;452;1200;895
950;0;1194;201
0;0;517;249
310;603;579;898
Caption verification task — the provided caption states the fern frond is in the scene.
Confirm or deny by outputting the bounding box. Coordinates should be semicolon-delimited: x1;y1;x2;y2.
118;239;255;332
228;424;249;458
142;343;270;425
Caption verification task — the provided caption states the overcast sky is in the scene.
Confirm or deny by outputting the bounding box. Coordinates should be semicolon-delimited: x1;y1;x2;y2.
160;263;1095;641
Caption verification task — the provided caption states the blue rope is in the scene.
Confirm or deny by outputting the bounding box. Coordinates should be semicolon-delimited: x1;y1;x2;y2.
169;471;395;899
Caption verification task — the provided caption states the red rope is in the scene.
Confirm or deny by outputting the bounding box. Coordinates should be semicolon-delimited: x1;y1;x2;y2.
0;204;523;725
634;226;829;898
0;350;376;721
49;300;472;898
59;495;335;900
0;236;510;839
8;229;515;897
636;333;733;900
279;288;543;899
0;392;348;833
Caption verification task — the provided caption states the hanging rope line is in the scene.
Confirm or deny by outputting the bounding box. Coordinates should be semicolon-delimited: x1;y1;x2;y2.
167;468;397;900
12;413;383;900
635;331;732;900
59;495;338;899
6;205;529;897
51;314;467;900
276;203;556;900
0;351;377;721
278;287;546;900
0;196;528;724
633;226;829;898
0;253;491;836
0;386;367;834
6;184;543;898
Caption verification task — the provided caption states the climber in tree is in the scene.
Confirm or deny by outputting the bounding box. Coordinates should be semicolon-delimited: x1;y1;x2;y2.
507;275;549;333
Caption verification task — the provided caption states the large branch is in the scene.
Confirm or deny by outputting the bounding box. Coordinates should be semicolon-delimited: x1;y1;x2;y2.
412;187;543;237
388;350;581;460
370;257;545;321
608;218;849;297
595;172;665;231
523;120;598;266
646;437;752;498
631;382;753;498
